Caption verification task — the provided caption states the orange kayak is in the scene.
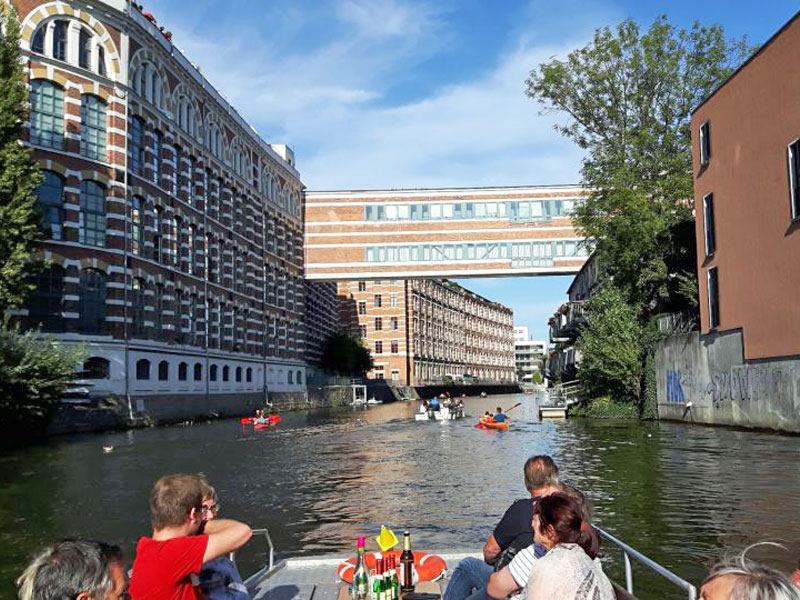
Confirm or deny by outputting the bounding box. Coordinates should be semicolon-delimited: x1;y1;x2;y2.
477;417;509;431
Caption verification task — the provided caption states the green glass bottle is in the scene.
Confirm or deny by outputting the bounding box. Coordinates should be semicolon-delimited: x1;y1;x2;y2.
352;536;370;600
373;558;385;600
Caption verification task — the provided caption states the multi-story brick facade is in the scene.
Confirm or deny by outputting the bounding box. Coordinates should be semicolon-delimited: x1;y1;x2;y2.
13;0;307;418
338;279;514;385
304;281;340;373
305;185;590;280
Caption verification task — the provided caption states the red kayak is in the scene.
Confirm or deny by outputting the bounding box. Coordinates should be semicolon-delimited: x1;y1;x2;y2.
476;417;509;431
240;415;281;425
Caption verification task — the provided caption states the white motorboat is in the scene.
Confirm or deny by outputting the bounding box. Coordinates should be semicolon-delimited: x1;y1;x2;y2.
414;406;465;421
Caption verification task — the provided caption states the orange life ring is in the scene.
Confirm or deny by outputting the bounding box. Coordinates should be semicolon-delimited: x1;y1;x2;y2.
337;550;447;584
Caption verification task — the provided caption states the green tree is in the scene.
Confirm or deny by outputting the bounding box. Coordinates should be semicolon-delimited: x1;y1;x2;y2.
319;333;375;377
526;16;750;311
531;371;543;385
0;324;84;433
0;4;44;315
577;288;644;404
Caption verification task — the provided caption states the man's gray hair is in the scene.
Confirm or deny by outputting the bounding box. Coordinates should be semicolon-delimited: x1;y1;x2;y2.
16;539;122;600
703;543;800;600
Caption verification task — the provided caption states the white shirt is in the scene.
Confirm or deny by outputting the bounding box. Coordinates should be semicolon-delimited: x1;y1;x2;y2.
507;544;540;600
526;544;615;600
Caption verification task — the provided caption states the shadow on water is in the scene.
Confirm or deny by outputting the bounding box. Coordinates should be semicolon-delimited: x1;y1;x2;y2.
1;393;799;598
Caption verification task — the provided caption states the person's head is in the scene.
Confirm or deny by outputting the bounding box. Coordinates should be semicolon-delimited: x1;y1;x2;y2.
16;540;126;600
198;474;220;522
524;455;559;493
533;492;600;559
149;473;205;533
496;407;502;413
701;545;800;600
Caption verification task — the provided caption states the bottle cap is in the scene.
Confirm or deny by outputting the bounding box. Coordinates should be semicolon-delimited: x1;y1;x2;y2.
357;536;366;547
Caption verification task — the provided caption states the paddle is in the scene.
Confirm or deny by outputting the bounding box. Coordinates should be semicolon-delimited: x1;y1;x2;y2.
476;402;522;428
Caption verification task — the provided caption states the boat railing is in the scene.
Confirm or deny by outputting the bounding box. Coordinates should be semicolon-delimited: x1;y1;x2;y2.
597;527;697;600
230;527;274;572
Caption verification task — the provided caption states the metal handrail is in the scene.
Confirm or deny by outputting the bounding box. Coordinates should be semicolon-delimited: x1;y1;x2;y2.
229;527;274;572
597;527;697;600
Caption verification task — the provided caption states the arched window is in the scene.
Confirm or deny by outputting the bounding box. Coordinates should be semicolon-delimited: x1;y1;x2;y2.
97;46;106;77
129;116;145;175
27;265;65;332
80;94;106;161
78;269;106;334
178;362;188;381
222;365;229;382
36;170;63;240
30;80;64;149
194;363;202;381
130;196;143;255
288;370;294;384
136;358;150;380
131;277;146;336
153;130;163;185
296;370;302;384
83;356;110;379
158;360;169;381
31;27;44;54
210;364;218;381
80;180;106;247
235;366;242;382
78;28;91;69
52;20;67;61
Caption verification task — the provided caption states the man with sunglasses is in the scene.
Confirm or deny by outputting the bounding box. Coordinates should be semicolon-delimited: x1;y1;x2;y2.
129;473;252;600
197;476;250;599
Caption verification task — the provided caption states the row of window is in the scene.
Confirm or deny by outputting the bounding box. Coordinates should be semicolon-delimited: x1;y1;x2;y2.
365;240;588;264
134;359;304;385
364;199;576;222
373;341;400;355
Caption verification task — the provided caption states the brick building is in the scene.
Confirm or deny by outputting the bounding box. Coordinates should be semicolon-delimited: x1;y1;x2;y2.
305;185;590;280
338;279;514;385
13;0;307;419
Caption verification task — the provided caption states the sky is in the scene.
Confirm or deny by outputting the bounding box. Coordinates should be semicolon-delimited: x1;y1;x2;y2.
142;0;799;341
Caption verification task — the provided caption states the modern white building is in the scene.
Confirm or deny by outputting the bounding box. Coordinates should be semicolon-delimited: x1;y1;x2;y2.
513;326;546;381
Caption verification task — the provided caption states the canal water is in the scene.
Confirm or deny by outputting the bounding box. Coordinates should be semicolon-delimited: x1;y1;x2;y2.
2;393;800;599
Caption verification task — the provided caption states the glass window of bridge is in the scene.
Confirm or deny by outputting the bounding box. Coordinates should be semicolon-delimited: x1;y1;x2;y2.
30;80;64;149
158;360;169;381
136;359;150;380
36;170;64;240
178;362;188;381
222;365;229;382
194;363;203;381
84;356;110;379
236;366;242;382
210;364;218;381
80;180;106;247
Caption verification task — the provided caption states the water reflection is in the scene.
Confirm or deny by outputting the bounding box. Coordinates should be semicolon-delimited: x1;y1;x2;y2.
1;393;799;599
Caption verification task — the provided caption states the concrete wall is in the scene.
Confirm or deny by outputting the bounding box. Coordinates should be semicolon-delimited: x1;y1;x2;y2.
656;330;800;432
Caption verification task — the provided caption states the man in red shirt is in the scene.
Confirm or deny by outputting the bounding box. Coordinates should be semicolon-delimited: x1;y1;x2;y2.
130;474;252;600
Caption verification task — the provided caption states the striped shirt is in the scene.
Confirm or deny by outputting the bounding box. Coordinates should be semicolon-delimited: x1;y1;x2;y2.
507;543;547;600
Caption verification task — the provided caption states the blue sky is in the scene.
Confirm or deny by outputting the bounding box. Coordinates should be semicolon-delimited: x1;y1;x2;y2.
142;0;798;340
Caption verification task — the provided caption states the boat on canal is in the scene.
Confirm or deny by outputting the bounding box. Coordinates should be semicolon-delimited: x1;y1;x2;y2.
236;527;698;600
414;406;465;421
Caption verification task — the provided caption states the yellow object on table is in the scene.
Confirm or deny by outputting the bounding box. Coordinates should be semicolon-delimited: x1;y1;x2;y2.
376;526;399;551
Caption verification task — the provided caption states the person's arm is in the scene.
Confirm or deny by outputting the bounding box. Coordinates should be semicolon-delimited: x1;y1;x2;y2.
483;533;502;564
202;519;252;564
487;567;519;599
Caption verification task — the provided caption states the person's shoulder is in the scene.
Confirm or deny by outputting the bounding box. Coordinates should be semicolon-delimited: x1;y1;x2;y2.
508;498;532;512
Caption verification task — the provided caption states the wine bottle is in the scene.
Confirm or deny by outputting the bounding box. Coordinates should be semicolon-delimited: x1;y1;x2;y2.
400;531;415;593
352;536;370;600
373;558;385;600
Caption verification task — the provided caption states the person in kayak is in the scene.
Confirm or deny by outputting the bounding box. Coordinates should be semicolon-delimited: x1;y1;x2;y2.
254;410;269;425
492;408;508;423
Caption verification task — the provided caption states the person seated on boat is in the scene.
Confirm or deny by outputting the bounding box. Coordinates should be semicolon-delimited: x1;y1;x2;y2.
484;410;493;420
428;396;441;418
486;485;597;600
254;409;269;425
129;473;252;600
197;476;250;600
523;492;613;599
444;456;560;600
700;545;800;600
419;399;429;414
16;539;128;600
492;408;508;423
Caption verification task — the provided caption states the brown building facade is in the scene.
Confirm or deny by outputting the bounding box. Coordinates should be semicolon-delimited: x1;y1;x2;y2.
692;11;800;360
338;279;514;385
11;0;308;419
306;186;590;280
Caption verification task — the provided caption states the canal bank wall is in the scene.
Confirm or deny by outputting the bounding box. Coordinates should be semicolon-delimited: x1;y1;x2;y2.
656;330;800;432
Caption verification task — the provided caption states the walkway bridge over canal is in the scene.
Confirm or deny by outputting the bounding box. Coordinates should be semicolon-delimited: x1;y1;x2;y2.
304;184;590;280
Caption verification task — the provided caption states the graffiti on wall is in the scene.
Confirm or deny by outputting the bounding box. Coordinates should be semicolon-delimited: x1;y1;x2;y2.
665;369;686;403
707;365;790;407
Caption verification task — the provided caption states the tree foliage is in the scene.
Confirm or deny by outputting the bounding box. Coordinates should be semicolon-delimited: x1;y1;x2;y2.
319;333;374;377
577;288;644;404
526;16;750;311
0;4;44;315
0;324;84;433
